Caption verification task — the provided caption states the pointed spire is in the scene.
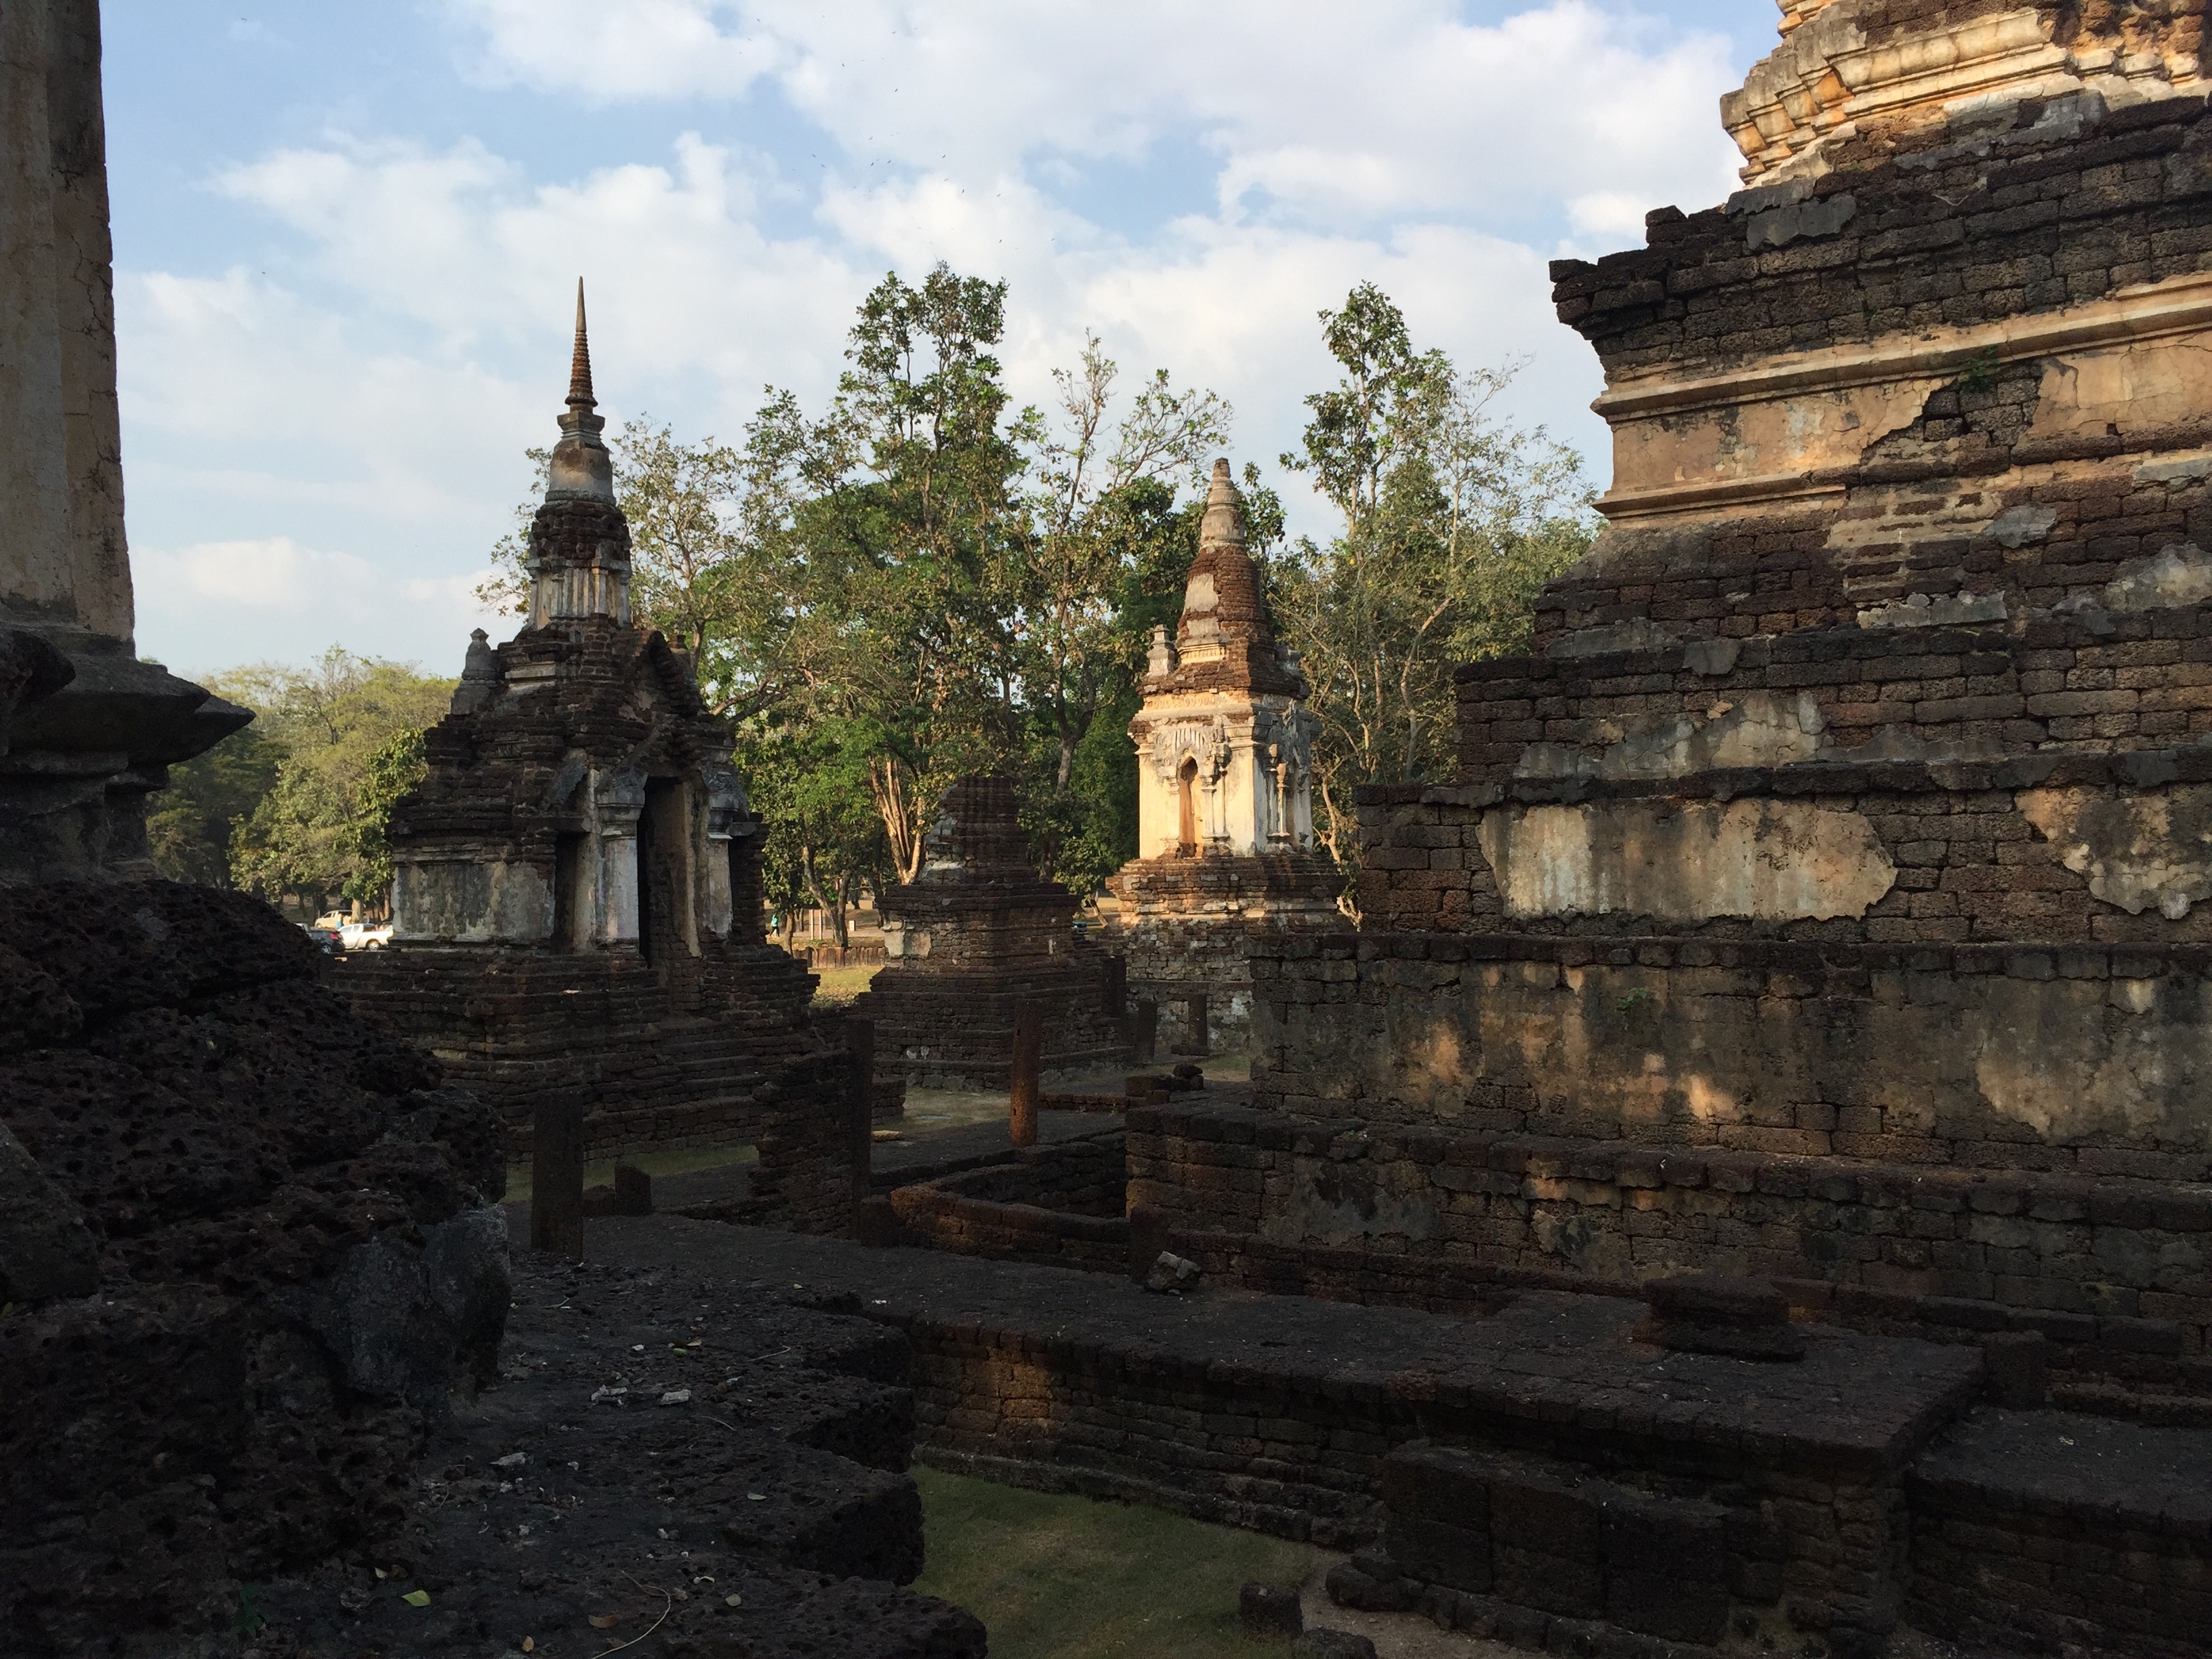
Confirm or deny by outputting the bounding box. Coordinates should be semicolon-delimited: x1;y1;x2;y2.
568;278;596;410
1197;457;1246;550
545;277;614;505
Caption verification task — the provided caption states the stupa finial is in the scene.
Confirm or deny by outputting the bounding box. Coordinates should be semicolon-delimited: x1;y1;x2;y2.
568;278;595;409
546;278;614;504
1197;457;1245;550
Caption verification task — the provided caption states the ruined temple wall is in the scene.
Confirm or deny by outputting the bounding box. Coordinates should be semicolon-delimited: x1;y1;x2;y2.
1542;94;2212;655
1357;758;2212;943
1248;933;2212;1171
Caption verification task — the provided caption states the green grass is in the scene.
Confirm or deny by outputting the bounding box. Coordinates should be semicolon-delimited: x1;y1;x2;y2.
910;1466;1322;1659
811;962;881;1006
501;1141;756;1204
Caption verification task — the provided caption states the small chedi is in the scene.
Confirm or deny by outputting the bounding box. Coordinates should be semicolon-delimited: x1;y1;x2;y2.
1107;459;1340;1049
858;773;1127;1099
340;289;834;1158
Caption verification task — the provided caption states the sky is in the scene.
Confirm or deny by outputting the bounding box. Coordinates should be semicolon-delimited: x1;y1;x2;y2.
104;0;1775;680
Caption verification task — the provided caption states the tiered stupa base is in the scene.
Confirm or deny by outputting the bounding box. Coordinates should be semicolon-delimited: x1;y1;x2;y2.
1108;850;1341;1050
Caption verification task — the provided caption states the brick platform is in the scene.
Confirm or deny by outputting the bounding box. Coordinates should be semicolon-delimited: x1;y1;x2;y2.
586;1216;1991;1651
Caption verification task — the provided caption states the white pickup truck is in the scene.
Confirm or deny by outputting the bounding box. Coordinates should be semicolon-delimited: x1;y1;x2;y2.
338;920;392;951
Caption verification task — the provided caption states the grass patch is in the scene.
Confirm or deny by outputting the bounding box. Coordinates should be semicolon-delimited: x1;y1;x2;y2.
502;1142;756;1205
910;1466;1319;1658
811;962;880;1007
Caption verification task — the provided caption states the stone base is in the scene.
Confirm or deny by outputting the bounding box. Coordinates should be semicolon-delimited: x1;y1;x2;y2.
338;939;834;1158
855;947;1129;1092
1109;849;1341;1050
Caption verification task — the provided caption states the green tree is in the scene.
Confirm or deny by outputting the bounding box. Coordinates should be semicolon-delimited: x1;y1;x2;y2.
226;649;455;912
146;707;283;888
732;264;1037;884
341;727;429;909
737;718;890;949
1275;283;1597;904
479;266;1240;899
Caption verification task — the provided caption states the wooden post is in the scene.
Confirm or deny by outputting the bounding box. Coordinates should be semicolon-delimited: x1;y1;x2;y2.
1009;1001;1043;1147
1132;997;1158;1065
846;1016;875;1225
530;1092;586;1258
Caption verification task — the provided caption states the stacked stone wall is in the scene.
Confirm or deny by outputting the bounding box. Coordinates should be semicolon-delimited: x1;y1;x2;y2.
1551;96;2212;382
1539;93;2212;654
1247;933;2212;1179
1905;1410;2212;1659
1462;610;2212;779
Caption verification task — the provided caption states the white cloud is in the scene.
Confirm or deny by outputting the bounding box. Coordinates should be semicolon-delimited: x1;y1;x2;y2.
445;0;1744;224
131;537;510;676
117;1;1753;672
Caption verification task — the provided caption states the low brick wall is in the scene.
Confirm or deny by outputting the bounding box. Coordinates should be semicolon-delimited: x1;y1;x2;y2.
803;941;886;969
890;1278;1978;1650
888;1135;1128;1271
1127;1099;2212;1388
1906;1411;2212;1659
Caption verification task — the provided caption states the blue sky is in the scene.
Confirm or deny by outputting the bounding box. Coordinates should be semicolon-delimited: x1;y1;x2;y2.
104;0;1776;678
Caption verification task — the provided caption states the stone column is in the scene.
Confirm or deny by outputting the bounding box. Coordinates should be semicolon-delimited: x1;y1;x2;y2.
1179;991;1209;1058
845;1017;875;1229
0;0;247;882
1132;997;1158;1065
531;1093;586;1258
592;768;644;944
1008;1002;1043;1147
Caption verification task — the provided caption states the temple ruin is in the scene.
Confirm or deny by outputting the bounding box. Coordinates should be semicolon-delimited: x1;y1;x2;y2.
337;290;836;1159
626;6;2212;1659
1107;459;1341;1050
857;773;1128;1101
15;0;2212;1652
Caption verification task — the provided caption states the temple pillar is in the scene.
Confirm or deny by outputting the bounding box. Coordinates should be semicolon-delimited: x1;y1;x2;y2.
0;0;246;882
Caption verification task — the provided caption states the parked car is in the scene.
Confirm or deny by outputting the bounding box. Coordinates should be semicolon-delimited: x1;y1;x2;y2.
340;921;393;951
300;924;342;955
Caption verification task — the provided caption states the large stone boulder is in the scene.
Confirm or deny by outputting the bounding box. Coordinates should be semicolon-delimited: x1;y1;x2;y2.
0;881;510;1656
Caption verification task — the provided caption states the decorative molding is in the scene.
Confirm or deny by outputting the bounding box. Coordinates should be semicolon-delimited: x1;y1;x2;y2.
1595;270;2212;425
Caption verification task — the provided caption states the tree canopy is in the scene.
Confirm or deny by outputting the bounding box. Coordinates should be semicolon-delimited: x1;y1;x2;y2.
1275;283;1597;908
149;649;453;913
161;270;1590;935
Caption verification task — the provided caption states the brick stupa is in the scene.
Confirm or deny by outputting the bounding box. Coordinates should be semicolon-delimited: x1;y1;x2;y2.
857;774;1128;1101
339;285;835;1157
1107;459;1340;1049
1125;8;2212;1652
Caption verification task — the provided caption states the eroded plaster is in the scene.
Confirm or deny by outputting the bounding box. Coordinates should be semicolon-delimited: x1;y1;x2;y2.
1476;799;1897;921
